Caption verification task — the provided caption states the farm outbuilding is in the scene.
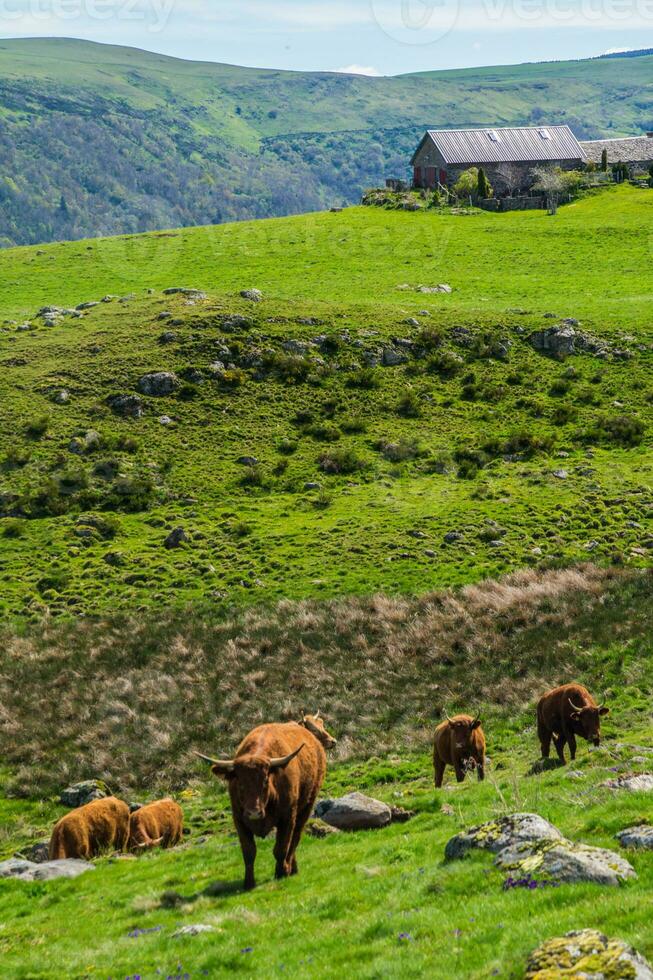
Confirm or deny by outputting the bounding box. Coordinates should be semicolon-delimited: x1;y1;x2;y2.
411;125;586;192
581;134;653;175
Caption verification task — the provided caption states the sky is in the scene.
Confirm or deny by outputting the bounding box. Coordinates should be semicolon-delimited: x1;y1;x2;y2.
0;0;651;74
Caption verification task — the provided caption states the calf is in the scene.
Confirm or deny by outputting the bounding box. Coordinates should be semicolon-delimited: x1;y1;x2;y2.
49;797;130;860
128;799;184;851
299;711;337;750
537;683;609;764
195;720;327;890
433;714;486;788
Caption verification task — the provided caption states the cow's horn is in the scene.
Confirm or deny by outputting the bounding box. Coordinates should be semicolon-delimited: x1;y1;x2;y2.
315;710;321;719
269;743;305;770
193;750;235;773
568;698;585;712
445;712;453;723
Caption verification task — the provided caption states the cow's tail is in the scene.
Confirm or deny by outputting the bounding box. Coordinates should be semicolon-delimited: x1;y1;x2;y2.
49;829;65;861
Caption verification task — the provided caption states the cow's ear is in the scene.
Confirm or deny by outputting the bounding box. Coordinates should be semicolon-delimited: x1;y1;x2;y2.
211;764;234;780
599;706;610;716
470;719;481;730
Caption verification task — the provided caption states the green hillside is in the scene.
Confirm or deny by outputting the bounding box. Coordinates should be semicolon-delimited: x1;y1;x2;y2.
1;38;652;245
0;186;651;621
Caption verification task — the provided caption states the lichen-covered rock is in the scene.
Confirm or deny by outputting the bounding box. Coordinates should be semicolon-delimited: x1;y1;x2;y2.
445;813;562;861
315;792;391;830
107;393;144;418
59;779;110;808
524;929;653;980
603;773;653;793
137;372;179;397
0;858;95;882
240;288;263;302
173;924;214;937
495;837;636;886
617;826;653;850
306;818;341;838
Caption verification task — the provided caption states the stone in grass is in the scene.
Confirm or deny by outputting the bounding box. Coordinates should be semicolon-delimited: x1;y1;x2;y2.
60;779;110;808
240;289;263;302
524;929;653;980
20;841;50;864
164;527;188;550
137;372;179;397
107;393;144;419
306;818;341;838
0;858;95;882
603;773;653;793
173;924;215;937
617;826;653;850
445;813;562;861
495;837;636;887
315;792;392;831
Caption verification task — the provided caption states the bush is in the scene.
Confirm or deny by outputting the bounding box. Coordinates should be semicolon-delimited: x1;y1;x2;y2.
240;464;267;487
3;446;31;469
25;415;49;439
579;414;645;447
347;368;382;390
341;417;367;434
306;422;342;442
427;350;463;378
376;438;423;463
454;167;479;199
416;326;445;351
396;389;421;418
318;447;366;475
2;518;26;538
277;438;298;455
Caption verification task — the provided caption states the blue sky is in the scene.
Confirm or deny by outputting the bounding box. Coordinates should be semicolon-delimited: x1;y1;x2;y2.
1;0;651;73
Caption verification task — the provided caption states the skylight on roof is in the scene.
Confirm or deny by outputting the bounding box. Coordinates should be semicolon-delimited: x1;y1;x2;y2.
539;128;551;140
486;130;500;142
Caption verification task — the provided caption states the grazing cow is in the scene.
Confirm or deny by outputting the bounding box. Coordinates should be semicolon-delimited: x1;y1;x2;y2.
128;799;184;851
433;713;486;788
195;720;327;890
299;711;337;750
49;797;130;861
537;683;609;764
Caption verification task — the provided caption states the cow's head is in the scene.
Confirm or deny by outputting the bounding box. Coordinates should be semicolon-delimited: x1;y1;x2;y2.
301;711;337;749
446;714;482;752
194;745;304;822
568;699;609;746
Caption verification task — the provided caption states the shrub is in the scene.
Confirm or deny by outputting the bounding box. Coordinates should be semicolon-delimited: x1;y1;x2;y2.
3;446;31;469
579;414;645;447
318;447;366;475
218;368;247;388
177;383;199;401
416;326;445;351
454;167;479;199
427;350;463;378
347;368;382;390
341;417;367;434
240;464;267;487
25;415;49;439
262;351;311;384
2;518;26;538
306;422;342;442
396;389;421;418
106;471;157;512
477;167;493;199
376;438;423;463
277;438;298;455
312;490;333;509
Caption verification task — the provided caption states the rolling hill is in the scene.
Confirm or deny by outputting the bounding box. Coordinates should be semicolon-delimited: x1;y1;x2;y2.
1;38;653;245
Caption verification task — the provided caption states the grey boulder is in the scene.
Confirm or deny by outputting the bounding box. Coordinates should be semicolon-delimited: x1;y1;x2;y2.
525;930;653;980
137;372;179;397
315;792;392;830
107;393;144;418
60;779;109;808
603;773;653;793
445;812;562;861
240;289;263;302
617;826;653;850
495;838;636;886
0;858;94;882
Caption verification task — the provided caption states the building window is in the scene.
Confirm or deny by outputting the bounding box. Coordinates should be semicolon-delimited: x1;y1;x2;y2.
487;130;500;142
539;128;551;140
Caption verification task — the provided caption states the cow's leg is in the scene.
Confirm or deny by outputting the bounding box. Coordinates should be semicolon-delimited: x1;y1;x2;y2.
235;820;257;890
287;801;313;876
553;733;566;764
434;759;446;789
273;818;295;880
567;731;577;761
454;761;466;783
476;757;485;782
538;721;551;759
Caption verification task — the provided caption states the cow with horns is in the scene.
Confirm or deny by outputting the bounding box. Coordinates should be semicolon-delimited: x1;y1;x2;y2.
128;799;184;852
195;714;336;890
433;713;486;788
537;683;609;764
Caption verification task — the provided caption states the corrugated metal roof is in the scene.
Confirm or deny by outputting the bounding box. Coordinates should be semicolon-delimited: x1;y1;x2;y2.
581;136;653;164
421;126;586;165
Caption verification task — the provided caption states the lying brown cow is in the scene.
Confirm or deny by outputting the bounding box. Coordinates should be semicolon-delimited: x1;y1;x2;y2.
49;797;130;860
128;799;184;851
433;714;486;788
537;683;609;764
196;719;329;890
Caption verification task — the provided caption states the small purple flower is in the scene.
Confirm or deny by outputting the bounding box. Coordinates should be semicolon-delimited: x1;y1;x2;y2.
398;932;414;942
241;946;254;954
453;928;462;938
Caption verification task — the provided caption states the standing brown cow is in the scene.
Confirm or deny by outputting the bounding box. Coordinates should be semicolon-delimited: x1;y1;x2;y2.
433;714;486;788
49;797;130;860
537;683;609;764
128;799;184;851
196;720;328;890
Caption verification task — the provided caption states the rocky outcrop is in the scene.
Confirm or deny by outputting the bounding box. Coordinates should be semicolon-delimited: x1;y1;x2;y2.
525;930;653;980
107;393;144;418
603;773;653;793
137;372;179;397
59;779;110;808
528;325;631;360
617;826;653;850
446;813;635;886
0;858;95;881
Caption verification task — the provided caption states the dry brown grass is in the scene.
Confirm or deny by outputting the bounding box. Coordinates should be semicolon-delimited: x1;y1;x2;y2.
0;565;649;797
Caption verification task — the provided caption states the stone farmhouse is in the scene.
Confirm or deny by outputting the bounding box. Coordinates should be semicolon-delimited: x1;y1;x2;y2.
411;125;586;192
581;134;653;175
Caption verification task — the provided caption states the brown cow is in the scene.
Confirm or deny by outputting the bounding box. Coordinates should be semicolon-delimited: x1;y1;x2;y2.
128;799;184;852
433;713;486;788
299;711;337;750
537;683;609;764
196;721;327;890
49;797;130;860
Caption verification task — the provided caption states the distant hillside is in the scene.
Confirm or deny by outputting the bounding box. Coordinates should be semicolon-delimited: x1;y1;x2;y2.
0;39;652;246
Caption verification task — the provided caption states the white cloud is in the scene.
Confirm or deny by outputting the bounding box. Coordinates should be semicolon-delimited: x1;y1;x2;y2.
335;63;383;75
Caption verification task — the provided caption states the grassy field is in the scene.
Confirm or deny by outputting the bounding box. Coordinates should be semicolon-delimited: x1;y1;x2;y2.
0;566;651;979
1;38;652;244
0;186;651;620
